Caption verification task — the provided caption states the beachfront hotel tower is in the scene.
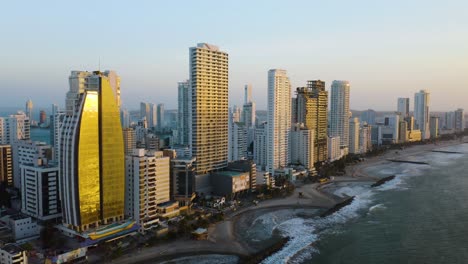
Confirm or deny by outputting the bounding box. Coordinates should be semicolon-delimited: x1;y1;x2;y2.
266;69;291;175
177;80;190;146
414;90;430;139
189;43;229;175
60;70;125;232
330;80;351;148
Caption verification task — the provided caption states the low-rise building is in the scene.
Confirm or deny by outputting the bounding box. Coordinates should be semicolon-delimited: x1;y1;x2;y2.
0;243;28;264
9;215;39;242
212;171;250;196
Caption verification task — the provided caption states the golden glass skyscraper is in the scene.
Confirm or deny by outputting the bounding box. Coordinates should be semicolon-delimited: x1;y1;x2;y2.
189;43;229;176
60;71;125;232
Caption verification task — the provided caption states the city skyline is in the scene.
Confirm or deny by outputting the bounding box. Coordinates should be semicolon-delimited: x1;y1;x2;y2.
1;1;468;111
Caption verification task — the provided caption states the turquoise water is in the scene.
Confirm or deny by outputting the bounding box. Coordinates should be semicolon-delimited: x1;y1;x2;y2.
31;127;51;144
261;143;468;264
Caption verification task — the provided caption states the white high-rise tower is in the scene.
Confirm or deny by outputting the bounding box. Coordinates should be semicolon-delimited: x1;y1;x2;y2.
266;69;291;175
330;80;351;148
414;90;430;139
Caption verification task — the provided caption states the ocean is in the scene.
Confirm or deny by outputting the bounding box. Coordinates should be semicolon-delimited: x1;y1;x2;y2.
259;143;468;264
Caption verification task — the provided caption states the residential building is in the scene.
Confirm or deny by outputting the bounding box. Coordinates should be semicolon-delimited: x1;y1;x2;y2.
359;124;372;153
266;69;291;175
360;109;376;125
123;128;136;155
293;80;328;163
120;108;130;129
397;98;410;117
290;123;314;170
50;104;64;162
0;243;28;264
20;160;61;221
228;108;248;162
12;141;52;190
177;80;190;146
157;103;165;130
254;122;268;169
455;108;465;132
328;136;341;161
0;145;13;186
171;156;196;207
189;43;229;176
125;149;170;233
330;80;351;148
9;215;39;242
25;99;33;124
0;112;30;145
349;117;360;154
414;90;430;139
430;116;439;139
60;70;125;232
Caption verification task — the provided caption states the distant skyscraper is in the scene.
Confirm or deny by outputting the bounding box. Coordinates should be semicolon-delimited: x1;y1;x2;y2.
397;98;410;117
359;124;372;153
228;109;247;162
140;102;157;129
254;122;268;169
414;90;430;139
293;80;328;163
39;110;47;125
177;80;190;146
360;109;376;125
430;116;439;139
120;108;130;128
244;84;252;104
25;99;33;124
50;104;64;162
189;43;229;175
157;103;165;130
454;108;465;132
349;117;360;154
60;70;125;232
330;80;351;148
267;69;291;175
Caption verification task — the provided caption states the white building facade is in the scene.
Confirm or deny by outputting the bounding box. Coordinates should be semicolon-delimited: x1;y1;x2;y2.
330;80;350;148
414;90;430;139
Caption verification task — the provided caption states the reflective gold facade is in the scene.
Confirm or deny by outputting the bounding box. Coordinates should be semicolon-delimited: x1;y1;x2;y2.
77;92;100;225
61;71;124;232
99;78;125;223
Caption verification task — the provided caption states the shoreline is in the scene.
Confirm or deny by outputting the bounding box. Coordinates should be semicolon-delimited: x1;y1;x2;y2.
108;139;466;264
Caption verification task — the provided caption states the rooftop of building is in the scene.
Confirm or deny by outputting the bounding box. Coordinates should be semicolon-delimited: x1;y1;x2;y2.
1;243;24;254
215;170;246;178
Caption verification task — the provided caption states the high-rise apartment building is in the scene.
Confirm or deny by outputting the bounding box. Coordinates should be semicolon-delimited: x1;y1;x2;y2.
125;149;170;233
60;70;124;232
20;160;61;221
177;80;190;146
140;102;157;129
330;80;351;148
360;109;376;125
0;145;13;186
157;104;165;130
0;112;30;145
290;123;314;170
189;43;229;175
414;90;430;139
228;110;247;162
123;128;136;155
120;108;130;129
254;122;268;169
349;117;360;154
267;69;291;175
328;136;341;162
359;123;372;153
429;116;439;139
397;98;410;117
12;141;52;190
50;104;64;162
293;80;328;163
454;108;465;132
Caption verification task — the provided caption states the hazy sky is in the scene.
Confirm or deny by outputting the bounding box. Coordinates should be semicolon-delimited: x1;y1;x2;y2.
1;0;467;111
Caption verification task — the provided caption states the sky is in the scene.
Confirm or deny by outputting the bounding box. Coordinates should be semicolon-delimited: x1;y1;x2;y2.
1;0;467;112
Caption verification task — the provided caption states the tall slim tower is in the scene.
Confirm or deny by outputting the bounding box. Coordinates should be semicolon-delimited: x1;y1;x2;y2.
267;69;291;175
330;80;351;148
189;43;229;175
25;99;33;124
157;103;165;130
244;84;252;104
177;80;190;146
60;70;125;232
414;90;430;139
397;98;410;117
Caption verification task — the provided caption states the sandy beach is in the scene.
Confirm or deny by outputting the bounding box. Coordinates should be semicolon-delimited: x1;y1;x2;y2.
108;138;465;264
